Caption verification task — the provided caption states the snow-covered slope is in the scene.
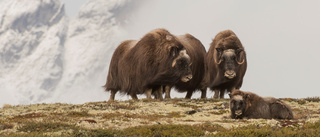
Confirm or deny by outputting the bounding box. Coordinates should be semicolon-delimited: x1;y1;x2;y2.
0;0;136;106
0;0;67;105
51;0;130;103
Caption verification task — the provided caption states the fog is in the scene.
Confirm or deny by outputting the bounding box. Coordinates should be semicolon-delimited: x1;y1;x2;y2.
123;0;320;98
1;0;318;107
61;0;320;98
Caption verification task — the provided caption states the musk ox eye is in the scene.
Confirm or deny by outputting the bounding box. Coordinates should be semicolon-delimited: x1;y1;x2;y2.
236;49;243;55
170;47;178;57
216;48;223;53
231;100;235;104
185;64;189;69
239;101;243;106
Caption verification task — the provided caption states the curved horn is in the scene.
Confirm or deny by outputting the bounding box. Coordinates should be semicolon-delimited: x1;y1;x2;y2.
214;48;223;65
215;58;222;65
237;59;245;65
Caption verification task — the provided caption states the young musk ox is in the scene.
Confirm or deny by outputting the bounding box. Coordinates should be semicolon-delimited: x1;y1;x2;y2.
229;90;293;119
104;29;193;102
205;30;247;99
155;34;207;99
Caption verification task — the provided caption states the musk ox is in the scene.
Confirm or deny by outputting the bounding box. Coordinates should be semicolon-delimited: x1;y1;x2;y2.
205;30;247;99
104;28;193;102
157;34;207;99
229;90;293;119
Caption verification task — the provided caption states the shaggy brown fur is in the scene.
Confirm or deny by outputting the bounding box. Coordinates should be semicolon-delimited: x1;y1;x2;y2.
160;34;207;99
104;28;192;101
205;30;247;99
229;90;293;119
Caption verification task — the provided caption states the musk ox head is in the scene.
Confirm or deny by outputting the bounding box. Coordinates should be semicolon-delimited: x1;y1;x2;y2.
229;90;250;119
167;35;192;82
171;49;192;82
229;94;247;119
214;35;246;80
149;33;192;84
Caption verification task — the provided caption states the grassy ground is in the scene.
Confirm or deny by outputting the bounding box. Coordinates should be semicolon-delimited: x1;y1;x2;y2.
0;97;319;136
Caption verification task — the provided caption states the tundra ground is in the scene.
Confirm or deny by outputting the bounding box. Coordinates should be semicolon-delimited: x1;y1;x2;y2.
0;97;319;136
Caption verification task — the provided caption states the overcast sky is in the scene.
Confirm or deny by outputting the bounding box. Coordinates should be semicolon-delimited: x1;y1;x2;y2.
2;0;319;99
122;0;320;98
47;0;320;98
61;0;88;17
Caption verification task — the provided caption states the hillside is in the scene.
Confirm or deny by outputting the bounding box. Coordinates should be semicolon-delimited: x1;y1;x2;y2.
0;0;135;106
1;98;320;136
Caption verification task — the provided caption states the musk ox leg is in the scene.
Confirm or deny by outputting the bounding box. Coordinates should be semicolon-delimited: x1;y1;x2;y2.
165;86;171;99
108;90;117;102
200;88;207;99
129;92;138;100
153;87;164;101
213;90;219;99
185;91;193;99
270;101;294;119
145;89;152;99
220;90;225;99
157;88;164;101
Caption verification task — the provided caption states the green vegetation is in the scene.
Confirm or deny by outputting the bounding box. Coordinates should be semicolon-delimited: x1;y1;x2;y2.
176;103;200;109
66;111;90;117
210;109;229;115
119;124;205;137
3;121;319;137
17;121;77;133
1;97;320;136
212;121;320;137
9;113;46;122
282;97;320;104
297;99;307;105
305;97;320;102
102;111;184;122
0;122;13;130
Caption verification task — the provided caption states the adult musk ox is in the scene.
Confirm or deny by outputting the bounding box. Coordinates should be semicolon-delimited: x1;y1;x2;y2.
104;29;193;102
159;34;207;99
205;30;247;99
229;90;294;119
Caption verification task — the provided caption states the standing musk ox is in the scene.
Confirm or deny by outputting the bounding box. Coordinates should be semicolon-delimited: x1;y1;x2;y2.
104;29;193;102
229;90;293;119
156;34;207;99
205;30;247;99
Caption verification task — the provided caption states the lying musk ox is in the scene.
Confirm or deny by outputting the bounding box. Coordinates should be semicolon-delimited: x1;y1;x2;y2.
158;34;207;99
205;30;247;99
229;90;293;119
104;28;193;102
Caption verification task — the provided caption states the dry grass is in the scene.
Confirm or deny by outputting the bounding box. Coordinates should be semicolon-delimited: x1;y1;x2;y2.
0;97;320;136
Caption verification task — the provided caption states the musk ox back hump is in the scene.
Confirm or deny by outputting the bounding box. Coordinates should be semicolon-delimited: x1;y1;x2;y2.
269;98;294;119
104;28;192;101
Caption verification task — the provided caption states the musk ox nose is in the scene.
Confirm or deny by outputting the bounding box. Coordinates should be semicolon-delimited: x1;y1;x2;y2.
186;75;193;80
235;110;242;116
225;70;236;79
181;74;193;82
